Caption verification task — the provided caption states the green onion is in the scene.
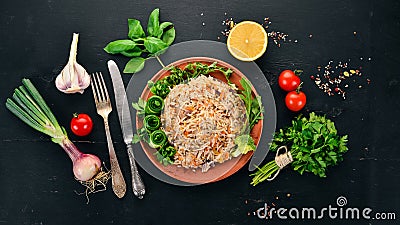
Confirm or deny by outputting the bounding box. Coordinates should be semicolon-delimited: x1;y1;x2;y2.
5;79;106;183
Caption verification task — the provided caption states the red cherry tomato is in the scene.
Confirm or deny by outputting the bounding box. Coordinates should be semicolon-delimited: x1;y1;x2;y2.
70;113;93;136
285;91;307;112
278;70;301;92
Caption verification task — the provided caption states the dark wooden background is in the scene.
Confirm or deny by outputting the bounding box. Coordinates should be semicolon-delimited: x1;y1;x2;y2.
1;0;399;224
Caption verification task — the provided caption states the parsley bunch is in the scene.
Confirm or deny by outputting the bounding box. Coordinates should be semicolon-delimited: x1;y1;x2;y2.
251;112;348;186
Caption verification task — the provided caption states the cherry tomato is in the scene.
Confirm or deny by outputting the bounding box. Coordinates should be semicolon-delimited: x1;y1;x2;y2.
278;70;301;92
70;113;93;136
285;91;307;112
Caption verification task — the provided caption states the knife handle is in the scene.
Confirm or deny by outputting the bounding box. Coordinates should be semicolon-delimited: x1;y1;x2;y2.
127;143;145;199
104;120;126;198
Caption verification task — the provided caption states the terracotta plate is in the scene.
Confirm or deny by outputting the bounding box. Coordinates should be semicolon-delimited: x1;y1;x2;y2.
136;57;263;184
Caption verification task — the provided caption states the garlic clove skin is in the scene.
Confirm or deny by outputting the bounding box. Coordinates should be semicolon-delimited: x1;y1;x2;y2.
56;62;90;94
55;33;91;94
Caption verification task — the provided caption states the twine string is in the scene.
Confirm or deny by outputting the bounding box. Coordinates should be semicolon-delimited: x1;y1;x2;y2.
267;146;293;181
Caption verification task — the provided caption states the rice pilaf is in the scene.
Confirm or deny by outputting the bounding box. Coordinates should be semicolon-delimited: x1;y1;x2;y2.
161;75;248;172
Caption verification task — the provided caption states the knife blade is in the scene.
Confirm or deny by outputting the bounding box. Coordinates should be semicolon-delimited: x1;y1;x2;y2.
107;60;145;199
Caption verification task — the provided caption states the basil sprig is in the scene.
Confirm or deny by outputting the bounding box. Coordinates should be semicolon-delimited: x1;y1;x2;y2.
104;8;176;73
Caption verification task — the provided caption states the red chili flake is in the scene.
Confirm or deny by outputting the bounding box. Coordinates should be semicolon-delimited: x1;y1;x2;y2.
367;78;371;84
310;75;315;80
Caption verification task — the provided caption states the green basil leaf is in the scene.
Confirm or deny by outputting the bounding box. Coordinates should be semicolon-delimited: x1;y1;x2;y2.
147;8;161;37
121;46;143;57
144;37;168;53
128;19;145;39
104;40;137;54
124;57;145;73
157;21;173;38
159;22;173;31
161;26;176;46
149;47;169;57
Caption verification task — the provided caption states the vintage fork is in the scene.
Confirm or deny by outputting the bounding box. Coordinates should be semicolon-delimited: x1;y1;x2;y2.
91;72;126;198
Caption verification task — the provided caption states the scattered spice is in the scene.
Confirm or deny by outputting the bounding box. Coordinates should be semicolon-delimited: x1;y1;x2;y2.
220;17;235;37
264;17;290;47
311;59;371;99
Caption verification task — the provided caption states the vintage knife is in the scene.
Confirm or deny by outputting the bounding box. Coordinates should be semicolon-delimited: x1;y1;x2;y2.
107;60;145;199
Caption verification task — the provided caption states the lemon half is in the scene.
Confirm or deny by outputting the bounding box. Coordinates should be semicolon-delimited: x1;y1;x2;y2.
227;21;268;61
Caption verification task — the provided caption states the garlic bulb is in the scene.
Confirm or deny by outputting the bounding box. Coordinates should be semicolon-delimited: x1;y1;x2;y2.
55;33;90;94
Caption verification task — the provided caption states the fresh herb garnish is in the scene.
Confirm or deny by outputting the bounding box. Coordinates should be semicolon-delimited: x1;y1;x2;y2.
238;78;264;129
131;97;175;164
232;78;264;156
250;113;348;186
231;134;257;157
155;145;176;166
150;62;233;98
104;8;176;73
132;126;149;144
131;97;146;117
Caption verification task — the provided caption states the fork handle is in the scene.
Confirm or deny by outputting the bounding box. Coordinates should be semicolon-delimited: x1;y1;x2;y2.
104;120;127;198
127;143;145;199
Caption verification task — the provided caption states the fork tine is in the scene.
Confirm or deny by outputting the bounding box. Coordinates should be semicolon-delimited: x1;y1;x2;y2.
98;72;110;102
90;74;99;104
96;74;103;101
95;72;106;102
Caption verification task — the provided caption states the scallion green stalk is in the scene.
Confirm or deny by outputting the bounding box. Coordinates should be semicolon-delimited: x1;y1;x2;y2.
5;79;104;182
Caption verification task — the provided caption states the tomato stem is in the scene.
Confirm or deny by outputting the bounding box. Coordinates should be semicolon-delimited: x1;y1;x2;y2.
296;82;303;94
294;69;303;76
